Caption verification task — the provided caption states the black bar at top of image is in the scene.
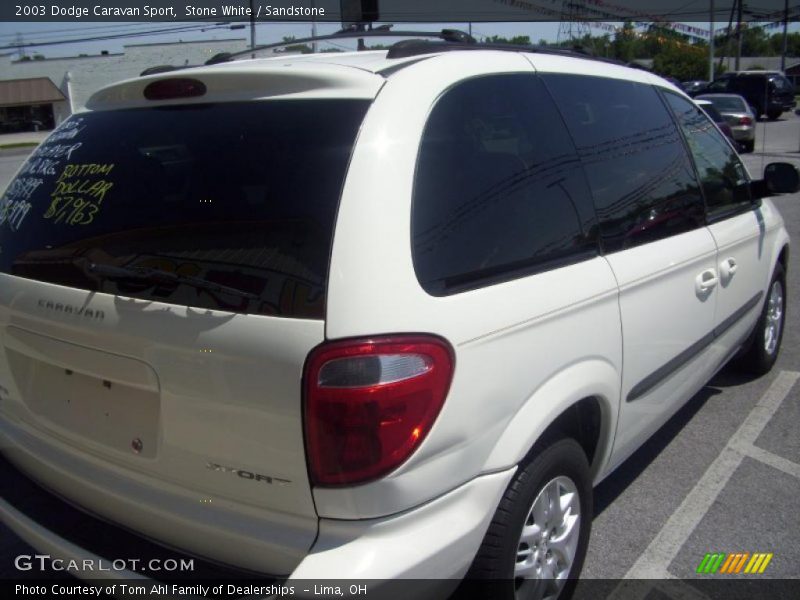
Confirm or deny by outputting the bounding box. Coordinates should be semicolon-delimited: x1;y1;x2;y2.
1;0;799;23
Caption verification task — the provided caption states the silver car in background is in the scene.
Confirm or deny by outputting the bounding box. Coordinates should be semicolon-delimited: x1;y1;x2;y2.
696;93;756;153
695;99;740;151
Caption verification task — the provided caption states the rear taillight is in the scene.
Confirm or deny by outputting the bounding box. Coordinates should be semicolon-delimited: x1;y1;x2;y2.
304;335;454;486
739;116;753;126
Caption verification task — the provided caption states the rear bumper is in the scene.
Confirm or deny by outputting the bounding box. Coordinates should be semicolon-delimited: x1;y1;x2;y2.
1;415;515;586
290;469;515;581
767;99;796;112
731;126;755;142
0;416;316;576
0;452;276;583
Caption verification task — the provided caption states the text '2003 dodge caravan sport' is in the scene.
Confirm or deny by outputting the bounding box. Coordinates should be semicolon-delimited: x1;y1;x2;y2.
0;36;796;600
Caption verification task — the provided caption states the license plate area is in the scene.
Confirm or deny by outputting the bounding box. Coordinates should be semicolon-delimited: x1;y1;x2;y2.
3;327;159;459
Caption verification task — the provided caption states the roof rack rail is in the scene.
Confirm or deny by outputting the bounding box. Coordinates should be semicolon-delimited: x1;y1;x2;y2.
139;29;646;74
385;39;625;66
140;65;191;76
205;28;476;64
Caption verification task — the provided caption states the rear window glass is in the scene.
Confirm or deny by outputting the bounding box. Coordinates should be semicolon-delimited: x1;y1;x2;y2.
704;96;747;112
698;103;724;122
0;100;370;319
769;75;791;90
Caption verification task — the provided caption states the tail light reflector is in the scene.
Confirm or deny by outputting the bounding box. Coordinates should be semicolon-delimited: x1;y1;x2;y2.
304;335;454;486
144;78;206;101
739;116;753;126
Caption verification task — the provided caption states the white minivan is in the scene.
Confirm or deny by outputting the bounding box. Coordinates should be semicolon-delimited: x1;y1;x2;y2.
0;38;795;599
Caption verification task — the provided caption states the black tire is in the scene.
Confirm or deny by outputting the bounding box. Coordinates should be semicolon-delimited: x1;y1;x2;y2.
465;439;592;600
735;263;786;376
766;110;782;121
741;139;755;153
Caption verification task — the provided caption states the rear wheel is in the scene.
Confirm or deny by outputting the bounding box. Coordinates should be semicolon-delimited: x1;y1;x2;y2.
467;438;592;600
767;109;782;120
735;263;786;375
741;139;755;153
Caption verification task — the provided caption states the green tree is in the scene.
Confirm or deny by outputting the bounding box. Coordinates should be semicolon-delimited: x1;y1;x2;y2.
281;36;313;54
653;43;708;80
740;25;770;56
639;24;688;59
485;35;532;46
612;21;636;62
568;32;612;57
768;31;800;57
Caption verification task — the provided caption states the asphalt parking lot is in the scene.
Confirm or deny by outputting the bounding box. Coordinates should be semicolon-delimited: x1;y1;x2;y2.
0;113;799;594
579;113;800;592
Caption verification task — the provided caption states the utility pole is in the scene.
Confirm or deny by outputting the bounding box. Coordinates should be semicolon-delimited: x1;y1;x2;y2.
557;1;591;46
781;0;788;71
709;0;715;81
312;0;317;53
735;0;742;71
249;0;255;58
14;33;26;59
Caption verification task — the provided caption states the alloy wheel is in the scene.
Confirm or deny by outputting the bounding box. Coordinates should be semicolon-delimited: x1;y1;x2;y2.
764;280;784;356
514;476;581;600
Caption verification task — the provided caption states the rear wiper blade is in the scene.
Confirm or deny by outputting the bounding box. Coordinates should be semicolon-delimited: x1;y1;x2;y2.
86;262;259;301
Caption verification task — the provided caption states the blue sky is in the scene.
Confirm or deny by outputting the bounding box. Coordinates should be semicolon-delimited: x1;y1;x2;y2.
0;21;561;57
0;20;797;58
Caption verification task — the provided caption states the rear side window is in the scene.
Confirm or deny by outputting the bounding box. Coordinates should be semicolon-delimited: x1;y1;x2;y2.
708;79;729;93
543;74;706;253
665;93;752;220
0;100;370;318
412;74;598;295
769;75;791;91
734;77;764;93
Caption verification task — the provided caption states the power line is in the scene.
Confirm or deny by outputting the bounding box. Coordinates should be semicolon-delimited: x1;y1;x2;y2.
0;23;240;52
0;22;186;40
0;13;261;40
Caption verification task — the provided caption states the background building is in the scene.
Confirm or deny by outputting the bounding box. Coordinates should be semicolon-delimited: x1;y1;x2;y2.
0;38;249;131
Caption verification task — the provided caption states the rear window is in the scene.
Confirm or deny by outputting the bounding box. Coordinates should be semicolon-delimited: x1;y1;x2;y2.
0;100;370;319
704;96;747;112
768;75;792;91
698;103;724;122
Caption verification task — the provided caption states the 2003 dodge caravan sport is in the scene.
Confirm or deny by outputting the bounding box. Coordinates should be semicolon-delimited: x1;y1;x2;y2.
0;37;796;600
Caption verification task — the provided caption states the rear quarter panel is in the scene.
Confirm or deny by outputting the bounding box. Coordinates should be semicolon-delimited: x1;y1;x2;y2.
321;52;623;519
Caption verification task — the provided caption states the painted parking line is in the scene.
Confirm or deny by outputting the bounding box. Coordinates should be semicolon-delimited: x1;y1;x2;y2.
731;441;800;479
607;370;799;598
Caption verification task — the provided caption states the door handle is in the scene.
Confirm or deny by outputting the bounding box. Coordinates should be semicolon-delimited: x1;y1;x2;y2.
695;269;719;294
720;257;738;279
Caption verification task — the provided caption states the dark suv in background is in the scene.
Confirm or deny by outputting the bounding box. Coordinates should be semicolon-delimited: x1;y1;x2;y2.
706;71;796;120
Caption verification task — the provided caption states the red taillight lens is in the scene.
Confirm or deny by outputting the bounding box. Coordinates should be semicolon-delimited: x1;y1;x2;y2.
739;116;753;126
304;335;454;486
144;78;206;101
